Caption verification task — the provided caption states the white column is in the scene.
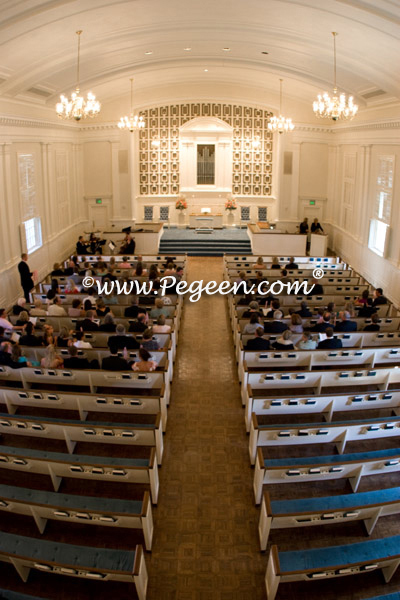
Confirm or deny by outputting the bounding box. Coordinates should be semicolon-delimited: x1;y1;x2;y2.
110;140;120;222
129;131;140;224
0;143;13;266
40;142;52;241
360;144;372;243
290;141;301;221
326;143;339;224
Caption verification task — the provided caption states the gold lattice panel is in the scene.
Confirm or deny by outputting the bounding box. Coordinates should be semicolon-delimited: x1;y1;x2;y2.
139;103;273;196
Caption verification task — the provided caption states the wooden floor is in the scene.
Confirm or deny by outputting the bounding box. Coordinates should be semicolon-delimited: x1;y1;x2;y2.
0;256;400;599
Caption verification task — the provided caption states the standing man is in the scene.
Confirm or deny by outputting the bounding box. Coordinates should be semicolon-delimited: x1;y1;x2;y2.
299;217;309;234
18;253;34;303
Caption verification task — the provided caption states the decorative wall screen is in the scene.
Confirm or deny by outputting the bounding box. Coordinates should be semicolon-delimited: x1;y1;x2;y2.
144;206;154;221
159;206;169;221
240;206;251;221
139;103;273;196
18;154;36;221
258;207;268;222
375;156;394;224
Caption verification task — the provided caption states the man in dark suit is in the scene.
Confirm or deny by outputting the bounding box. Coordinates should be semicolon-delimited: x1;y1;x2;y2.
101;344;131;371
307;278;324;296
371;288;388;308
18;253;34;302
129;314;148;333
76;236;88;255
363;313;380;331
108;324;140;350
64;345;93;370
335;311;357;332
245;327;270;351
285;257;298;270
75;310;99;331
264;310;288;334
317;328;343;349
295;301;312;318
124;297;142;318
310;312;332;333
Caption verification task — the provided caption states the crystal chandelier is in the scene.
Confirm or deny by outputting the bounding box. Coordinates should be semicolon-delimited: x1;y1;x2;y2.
56;31;101;121
118;78;145;132
268;79;295;134
313;32;358;121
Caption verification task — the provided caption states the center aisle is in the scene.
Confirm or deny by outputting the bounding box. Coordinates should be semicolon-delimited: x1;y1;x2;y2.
147;256;265;599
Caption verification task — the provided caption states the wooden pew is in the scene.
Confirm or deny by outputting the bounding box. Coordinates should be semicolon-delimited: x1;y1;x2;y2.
0;484;153;550
0;366;171;406
0;445;159;503
265;535;400;600
259;487;400;550
253;446;400;504
0;386;168;431
245;388;400;432
249;413;400;464
0;533;148;600
0;412;164;464
243;366;400;408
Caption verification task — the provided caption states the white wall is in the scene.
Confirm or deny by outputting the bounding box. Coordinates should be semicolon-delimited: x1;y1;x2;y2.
0;118;84;307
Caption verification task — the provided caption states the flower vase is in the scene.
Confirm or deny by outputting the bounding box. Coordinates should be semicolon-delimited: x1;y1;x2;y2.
227;210;235;227
178;210;186;227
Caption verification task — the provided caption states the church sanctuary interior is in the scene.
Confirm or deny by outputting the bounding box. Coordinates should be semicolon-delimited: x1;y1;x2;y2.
2;1;400;599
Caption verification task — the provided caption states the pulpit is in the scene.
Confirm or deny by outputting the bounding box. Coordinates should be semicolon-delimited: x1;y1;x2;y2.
189;213;223;229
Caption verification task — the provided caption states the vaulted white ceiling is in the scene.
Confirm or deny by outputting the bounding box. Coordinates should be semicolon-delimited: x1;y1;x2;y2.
1;0;399;120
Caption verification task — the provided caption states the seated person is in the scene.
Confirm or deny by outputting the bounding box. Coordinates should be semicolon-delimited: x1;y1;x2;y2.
296;331;317;350
243;313;261;335
51;263;64;277
153;314;171;334
40;344;63;369
334;310;357;332
309;312;332;333
0;308;15;332
317;327;343;349
141;328;160;351
242;300;263;319
125;296;141;318
295;301;312;318
129;313;148;333
272;329;295;350
265;299;280;318
253;256;265;270
307;278;324;296
311;218;324;233
56;327;71;348
42;324;55;346
355;289;372;308
150;298;170;319
363;313;380;331
30;299;47;317
96;299;110;318
76;236;89;255
264;310;288;334
103;266;117;283
270;257;280;270
132;348;157;372
76;310;99;331
68;298;84;318
245;327;270;351
47;297;67;317
11;343;38;367
11;298;29;316
371;287;388;307
285;256;298;270
0;342;24;368
64;278;79;294
108;324;139;350
64;345;97;370
15;310;30;328
19;322;43;346
289;313;303;334
120;256;132;269
164;262;176;277
99;312;117;332
102;343;130;371
73;331;92;349
280;269;292;286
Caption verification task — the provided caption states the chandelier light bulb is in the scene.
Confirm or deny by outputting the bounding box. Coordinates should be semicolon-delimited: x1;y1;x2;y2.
268;79;295;134
313;32;358;121
55;31;101;121
118;78;145;132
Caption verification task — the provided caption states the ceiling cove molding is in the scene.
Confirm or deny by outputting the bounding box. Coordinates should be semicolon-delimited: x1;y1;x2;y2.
331;118;400;133
0;115;78;130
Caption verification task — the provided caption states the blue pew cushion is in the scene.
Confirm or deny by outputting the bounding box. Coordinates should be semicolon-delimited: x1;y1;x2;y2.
0;445;150;467
265;447;400;468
